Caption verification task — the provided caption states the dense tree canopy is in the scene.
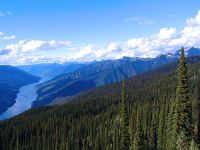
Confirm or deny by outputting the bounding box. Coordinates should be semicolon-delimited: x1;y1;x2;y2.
1;56;200;149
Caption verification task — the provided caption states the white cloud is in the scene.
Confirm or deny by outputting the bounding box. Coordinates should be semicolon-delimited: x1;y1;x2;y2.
169;10;200;48
0;32;15;40
68;43;122;61
126;10;200;57
5;40;71;54
157;28;176;39
125;16;154;25
126;27;177;57
40;9;200;62
1;10;200;65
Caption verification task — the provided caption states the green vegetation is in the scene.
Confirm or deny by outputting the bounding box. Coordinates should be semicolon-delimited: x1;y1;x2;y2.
120;80;130;150
173;48;193;149
0;54;200;149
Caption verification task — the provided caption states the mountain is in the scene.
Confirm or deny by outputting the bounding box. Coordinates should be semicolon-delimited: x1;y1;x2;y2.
18;62;87;78
32;47;200;107
0;65;40;114
1;56;200;149
174;47;200;57
31;49;176;107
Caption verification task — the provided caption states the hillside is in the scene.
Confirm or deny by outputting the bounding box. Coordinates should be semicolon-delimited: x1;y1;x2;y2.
0;65;40;114
33;47;200;107
33;53;176;107
0;56;200;149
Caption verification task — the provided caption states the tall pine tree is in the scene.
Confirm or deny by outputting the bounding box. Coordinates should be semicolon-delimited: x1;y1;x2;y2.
120;80;130;150
174;47;193;149
149;113;157;149
194;78;200;149
132;110;144;150
157;101;166;149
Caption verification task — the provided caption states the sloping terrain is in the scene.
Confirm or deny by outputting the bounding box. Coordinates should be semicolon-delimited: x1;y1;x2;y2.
1;56;200;149
33;54;177;106
34;47;200;107
0;65;40;114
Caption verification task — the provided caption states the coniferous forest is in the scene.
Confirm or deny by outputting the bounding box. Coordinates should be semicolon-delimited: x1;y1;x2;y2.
0;48;200;149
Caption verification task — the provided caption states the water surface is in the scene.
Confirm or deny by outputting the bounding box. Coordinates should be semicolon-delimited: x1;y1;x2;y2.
0;78;48;120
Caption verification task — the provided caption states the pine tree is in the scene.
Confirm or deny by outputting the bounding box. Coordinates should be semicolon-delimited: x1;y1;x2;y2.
157;101;166;149
175;47;193;149
132;110;143;150
149;113;157;150
166;97;177;149
120;80;130;150
194;78;200;149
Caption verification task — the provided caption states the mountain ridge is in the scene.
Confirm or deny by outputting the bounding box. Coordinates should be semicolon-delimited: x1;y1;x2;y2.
33;47;200;107
1;55;200;149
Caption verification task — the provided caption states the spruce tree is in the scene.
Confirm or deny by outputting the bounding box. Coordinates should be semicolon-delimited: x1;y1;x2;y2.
166;97;177;149
157;101;166;149
132;110;143;150
120;80;130;150
194;78;200;148
175;47;193;149
149;113;157;149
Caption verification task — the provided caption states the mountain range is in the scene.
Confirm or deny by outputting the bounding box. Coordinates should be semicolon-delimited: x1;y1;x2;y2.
32;47;200;107
1;53;200;149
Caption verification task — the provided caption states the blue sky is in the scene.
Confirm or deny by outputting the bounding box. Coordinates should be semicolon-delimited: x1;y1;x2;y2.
0;0;200;64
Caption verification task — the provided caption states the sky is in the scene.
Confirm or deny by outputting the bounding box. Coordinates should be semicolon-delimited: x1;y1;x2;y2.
0;0;200;65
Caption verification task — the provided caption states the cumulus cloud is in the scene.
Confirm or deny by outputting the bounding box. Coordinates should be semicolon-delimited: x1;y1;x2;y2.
68;43;122;61
157;28;176;39
0;32;15;40
126;27;178;57
126;10;200;57
5;40;71;54
1;10;200;64
169;10;200;48
70;9;200;61
125;16;154;25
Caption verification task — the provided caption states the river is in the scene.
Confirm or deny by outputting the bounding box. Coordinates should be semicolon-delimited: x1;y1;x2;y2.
0;78;49;120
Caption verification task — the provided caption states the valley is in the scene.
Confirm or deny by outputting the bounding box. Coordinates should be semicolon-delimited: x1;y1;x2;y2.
1;1;200;149
0;51;199;149
0;47;199;120
0;78;49;120
0;65;40;115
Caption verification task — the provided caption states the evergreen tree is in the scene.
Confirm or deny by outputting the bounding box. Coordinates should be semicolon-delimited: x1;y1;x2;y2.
194;78;200;148
149;113;157;150
2;53;200;149
175;47;193;149
132;110;143;150
157;101;166;149
166;97;177;149
120;80;130;150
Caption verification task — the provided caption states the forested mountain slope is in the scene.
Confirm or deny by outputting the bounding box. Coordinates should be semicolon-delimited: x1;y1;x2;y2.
0;65;40;115
0;56;200;149
33;53;176;107
33;47;200;107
